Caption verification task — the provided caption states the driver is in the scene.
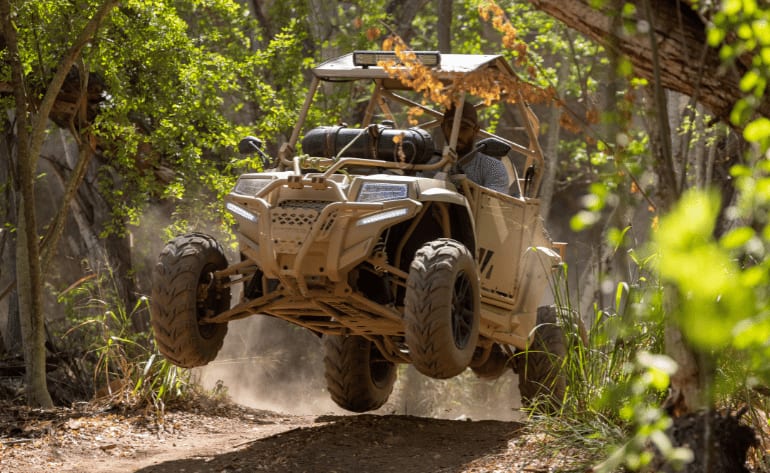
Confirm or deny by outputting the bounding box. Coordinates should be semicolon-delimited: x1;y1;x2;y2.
441;101;510;194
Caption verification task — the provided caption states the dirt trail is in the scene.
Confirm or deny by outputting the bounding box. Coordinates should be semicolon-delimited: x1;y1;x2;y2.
0;401;584;473
1;318;588;472
134;414;523;473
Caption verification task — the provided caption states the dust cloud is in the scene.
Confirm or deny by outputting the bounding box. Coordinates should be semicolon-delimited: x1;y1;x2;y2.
197;316;525;421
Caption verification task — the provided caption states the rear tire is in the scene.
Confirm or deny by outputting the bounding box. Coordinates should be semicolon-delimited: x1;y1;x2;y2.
150;233;230;368
405;239;480;379
324;335;396;413
516;305;566;412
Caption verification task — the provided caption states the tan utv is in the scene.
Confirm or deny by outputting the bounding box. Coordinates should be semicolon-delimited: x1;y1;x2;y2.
150;50;568;413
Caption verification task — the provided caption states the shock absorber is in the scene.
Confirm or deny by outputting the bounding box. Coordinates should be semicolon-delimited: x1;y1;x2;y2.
371;237;388;273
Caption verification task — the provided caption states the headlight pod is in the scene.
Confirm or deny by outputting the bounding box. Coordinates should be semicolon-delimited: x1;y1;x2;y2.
226;202;258;223
356;182;409;202
233;177;272;196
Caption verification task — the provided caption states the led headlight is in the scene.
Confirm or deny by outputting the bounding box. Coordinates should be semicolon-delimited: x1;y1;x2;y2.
226;202;259;223
233;177;271;196
356;207;409;226
356;182;409;202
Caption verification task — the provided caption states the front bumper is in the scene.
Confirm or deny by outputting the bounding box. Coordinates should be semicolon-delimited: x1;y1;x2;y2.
225;175;421;292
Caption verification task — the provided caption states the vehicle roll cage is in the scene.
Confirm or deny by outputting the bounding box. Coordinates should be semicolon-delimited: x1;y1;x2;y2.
276;51;547;198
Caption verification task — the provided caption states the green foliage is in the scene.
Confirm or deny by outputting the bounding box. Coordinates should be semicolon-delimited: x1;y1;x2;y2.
9;0;319;240
708;0;770;139
648;180;770;393
559;2;770;469
594;352;693;472
91;0;265;236
576;183;770;470
654;191;755;349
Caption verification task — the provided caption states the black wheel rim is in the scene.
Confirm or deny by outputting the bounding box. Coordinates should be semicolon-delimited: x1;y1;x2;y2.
451;271;474;349
369;343;392;388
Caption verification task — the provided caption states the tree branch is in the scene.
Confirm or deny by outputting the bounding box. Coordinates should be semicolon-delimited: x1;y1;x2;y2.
40;132;96;273
528;0;770;124
642;0;679;209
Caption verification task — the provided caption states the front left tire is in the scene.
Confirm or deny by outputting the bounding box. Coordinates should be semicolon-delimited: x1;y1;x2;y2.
150;233;230;368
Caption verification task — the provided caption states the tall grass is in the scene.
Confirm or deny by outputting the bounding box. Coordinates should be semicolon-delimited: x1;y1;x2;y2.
56;263;196;413
524;262;671;468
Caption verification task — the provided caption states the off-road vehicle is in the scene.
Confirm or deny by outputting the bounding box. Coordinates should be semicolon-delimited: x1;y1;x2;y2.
150;50;567;413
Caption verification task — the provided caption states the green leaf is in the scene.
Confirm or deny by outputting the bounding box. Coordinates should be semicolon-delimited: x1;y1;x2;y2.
570;210;600;231
731;98;751;125
707;26;726;46
738;23;754;40
720;226;755;249
740;69;760;92
723;0;744;16
761;46;770;65
753;20;770;46
731;164;752;178
615;281;629;311
616;56;633;77
608;226;631;251
744;117;770;144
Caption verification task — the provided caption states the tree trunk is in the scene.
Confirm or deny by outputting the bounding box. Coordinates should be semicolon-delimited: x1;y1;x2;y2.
638;0;700;414
1;115;21;356
0;0;119;407
5;286;21;355
387;0;431;45
437;0;451;53
15;203;51;407
664;300;705;415
40;131;95;272
1;0;53;408
248;1;273;41
539;60;569;220
528;0;770;122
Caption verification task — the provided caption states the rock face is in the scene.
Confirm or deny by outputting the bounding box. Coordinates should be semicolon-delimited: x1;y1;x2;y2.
0;122;143;356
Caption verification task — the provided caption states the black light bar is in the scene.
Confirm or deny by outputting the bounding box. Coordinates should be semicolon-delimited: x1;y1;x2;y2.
352;50;441;68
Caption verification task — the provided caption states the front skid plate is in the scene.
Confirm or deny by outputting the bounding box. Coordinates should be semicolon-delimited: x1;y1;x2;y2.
202;290;405;337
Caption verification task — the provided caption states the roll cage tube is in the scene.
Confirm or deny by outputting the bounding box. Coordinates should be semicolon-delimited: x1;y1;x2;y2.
279;75;321;168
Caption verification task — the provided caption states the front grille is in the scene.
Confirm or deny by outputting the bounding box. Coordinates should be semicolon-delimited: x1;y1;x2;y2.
270;201;330;253
272;208;318;226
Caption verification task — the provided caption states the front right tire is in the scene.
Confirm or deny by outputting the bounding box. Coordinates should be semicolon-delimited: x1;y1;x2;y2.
404;239;480;379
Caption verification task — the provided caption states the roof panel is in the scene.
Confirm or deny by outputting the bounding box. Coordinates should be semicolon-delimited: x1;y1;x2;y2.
312;52;516;83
